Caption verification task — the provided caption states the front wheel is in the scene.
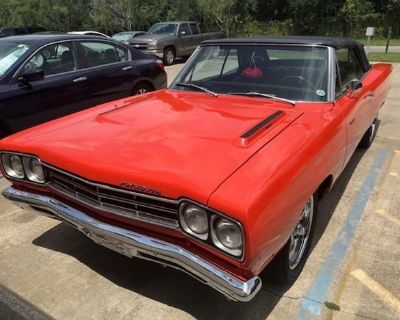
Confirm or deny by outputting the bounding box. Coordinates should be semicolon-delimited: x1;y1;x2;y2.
131;82;153;96
266;194;317;282
163;47;175;66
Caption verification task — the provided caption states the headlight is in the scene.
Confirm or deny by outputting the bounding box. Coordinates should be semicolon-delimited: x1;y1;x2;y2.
23;157;45;183
1;154;24;179
147;40;157;49
1;153;46;183
180;204;209;240
211;217;243;257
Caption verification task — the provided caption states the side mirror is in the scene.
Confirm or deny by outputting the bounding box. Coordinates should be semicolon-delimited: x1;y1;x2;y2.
346;79;363;96
18;69;44;84
179;30;187;37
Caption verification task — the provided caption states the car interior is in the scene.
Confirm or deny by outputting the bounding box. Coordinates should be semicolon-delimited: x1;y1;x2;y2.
22;43;77;76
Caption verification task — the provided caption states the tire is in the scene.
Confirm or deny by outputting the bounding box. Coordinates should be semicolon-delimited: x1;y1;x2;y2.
266;194;317;283
163;47;175;66
359;119;378;149
131;82;153;96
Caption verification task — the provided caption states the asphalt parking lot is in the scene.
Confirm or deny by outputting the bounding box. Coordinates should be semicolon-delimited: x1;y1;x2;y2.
0;63;399;320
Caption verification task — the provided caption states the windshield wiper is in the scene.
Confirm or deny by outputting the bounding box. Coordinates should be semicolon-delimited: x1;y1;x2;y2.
175;83;218;97
228;92;295;106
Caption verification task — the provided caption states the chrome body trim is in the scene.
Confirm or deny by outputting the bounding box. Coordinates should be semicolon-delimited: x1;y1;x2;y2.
2;186;262;302
327;46;336;102
170;44;332;103
240;110;285;140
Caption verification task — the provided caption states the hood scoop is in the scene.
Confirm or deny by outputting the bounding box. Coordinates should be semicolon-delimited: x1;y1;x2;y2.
235;110;302;148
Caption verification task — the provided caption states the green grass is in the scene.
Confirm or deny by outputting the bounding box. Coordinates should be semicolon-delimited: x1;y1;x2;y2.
357;38;400;46
368;52;400;62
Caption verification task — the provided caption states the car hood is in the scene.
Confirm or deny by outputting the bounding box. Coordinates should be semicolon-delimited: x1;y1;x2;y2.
1;90;303;203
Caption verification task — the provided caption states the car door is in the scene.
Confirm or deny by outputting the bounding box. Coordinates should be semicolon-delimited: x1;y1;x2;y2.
176;23;192;56
2;40;83;133
74;40;136;106
336;47;373;164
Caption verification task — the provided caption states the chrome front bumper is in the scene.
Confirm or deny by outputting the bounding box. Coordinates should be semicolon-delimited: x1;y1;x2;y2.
143;49;164;58
3;187;261;302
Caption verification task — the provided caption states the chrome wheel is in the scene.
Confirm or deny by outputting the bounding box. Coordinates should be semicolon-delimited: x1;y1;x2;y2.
164;49;175;65
135;88;148;95
288;196;314;270
369;121;376;143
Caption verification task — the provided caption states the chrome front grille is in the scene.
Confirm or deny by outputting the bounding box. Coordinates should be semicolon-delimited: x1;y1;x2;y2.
129;43;148;50
45;166;180;228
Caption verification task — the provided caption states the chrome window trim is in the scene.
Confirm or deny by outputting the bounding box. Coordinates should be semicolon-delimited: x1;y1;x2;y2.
11;38;132;82
171;44;332;103
11;40;78;82
333;46;369;102
327;46;336;102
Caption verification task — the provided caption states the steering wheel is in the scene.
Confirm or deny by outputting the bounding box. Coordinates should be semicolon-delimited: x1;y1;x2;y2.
278;75;316;91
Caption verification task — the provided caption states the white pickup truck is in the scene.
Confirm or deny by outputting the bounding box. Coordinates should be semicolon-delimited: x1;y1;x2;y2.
128;21;225;65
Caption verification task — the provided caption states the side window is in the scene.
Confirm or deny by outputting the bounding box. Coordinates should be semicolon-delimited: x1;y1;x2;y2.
336;47;365;93
190;23;200;35
79;41;122;68
178;24;190;36
115;46;129;62
23;42;76;76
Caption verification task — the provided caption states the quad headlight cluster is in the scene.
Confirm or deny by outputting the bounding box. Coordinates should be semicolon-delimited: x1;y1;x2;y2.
179;202;244;258
1;153;45;184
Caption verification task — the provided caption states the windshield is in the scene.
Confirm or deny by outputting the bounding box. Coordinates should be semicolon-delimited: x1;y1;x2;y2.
171;45;329;102
148;23;177;35
112;32;133;41
0;41;30;77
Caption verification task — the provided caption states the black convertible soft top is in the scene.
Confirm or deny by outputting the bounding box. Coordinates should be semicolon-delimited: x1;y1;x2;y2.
203;35;370;72
203;36;361;48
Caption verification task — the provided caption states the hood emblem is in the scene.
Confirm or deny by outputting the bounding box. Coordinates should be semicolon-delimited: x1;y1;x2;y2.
120;182;161;196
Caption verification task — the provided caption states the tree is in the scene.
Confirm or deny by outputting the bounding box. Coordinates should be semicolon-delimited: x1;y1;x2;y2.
338;0;379;36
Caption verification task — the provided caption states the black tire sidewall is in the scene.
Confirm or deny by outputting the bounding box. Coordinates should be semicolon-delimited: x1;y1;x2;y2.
359;119;377;149
163;47;175;66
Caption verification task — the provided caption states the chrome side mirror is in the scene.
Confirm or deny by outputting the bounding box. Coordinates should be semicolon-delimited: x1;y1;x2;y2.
346;79;363;96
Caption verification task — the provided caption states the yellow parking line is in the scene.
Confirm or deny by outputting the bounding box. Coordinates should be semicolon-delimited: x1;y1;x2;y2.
376;209;400;227
351;269;400;312
389;172;400;177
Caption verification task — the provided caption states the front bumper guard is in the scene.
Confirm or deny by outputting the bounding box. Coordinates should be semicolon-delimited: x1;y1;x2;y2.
3;187;261;302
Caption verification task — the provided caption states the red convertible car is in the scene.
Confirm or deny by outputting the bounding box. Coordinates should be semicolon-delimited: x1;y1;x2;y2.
0;37;392;301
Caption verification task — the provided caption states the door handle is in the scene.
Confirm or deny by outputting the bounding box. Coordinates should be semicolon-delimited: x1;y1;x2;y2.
122;66;133;71
73;76;87;83
364;93;375;100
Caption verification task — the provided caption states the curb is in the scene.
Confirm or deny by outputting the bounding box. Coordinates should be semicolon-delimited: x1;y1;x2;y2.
0;284;52;320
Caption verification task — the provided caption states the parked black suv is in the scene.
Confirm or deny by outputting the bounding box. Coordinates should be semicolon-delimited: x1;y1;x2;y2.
0;26;46;38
